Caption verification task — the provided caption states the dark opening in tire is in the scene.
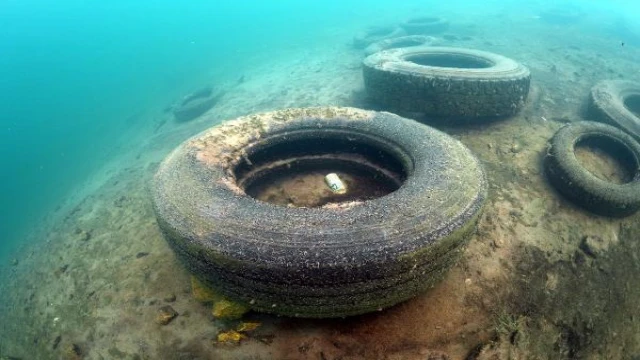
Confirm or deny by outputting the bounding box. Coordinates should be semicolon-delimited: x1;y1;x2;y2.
574;135;635;184
236;134;405;208
544;121;640;217
624;95;640;118
363;47;530;119
152;107;487;318
405;53;494;68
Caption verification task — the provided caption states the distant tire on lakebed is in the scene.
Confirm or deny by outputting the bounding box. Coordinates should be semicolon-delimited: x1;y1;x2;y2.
544;121;640;217
152;107;487;318
353;26;407;49
172;86;221;122
588;80;640;141
399;17;449;35
363;47;530;119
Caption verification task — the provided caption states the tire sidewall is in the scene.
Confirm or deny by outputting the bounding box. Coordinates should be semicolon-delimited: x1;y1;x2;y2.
589;80;640;141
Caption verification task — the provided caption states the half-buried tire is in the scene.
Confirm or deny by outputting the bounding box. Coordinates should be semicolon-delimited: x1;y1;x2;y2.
152;107;487;318
544;121;640;217
363;47;530;119
588;80;640;141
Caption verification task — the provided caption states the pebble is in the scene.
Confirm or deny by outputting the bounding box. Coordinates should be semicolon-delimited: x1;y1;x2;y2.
156;305;178;325
579;235;607;258
76;229;91;242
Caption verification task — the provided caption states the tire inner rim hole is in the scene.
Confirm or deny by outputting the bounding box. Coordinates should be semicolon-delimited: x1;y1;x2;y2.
574;135;637;184
405;53;494;69
233;133;408;208
623;94;640;118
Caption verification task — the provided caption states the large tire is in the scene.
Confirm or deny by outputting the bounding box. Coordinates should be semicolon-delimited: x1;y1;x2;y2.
544;121;640;217
363;47;530;119
364;35;439;56
400;17;449;35
353;26;407;49
588;80;640;141
152;107;487;318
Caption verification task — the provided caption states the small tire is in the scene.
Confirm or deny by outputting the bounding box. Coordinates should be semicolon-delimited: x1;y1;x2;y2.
152;107;487;318
363;47;530;118
173;87;221;122
400;17;449;35
353;26;407;49
364;35;439;56
544;121;640;217
588;80;640;141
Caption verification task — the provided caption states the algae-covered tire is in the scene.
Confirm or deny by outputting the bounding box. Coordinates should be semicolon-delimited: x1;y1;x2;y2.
363;47;530;119
588;80;640;141
173;87;221;122
152;107;487;318
353;26;407;49
400;17;449;35
544;121;640;217
364;35;439;56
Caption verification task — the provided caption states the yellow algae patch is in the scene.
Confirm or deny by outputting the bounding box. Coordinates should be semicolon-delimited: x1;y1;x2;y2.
236;321;261;332
190;276;219;303
216;330;246;345
190;276;249;319
213;322;261;346
212;299;249;320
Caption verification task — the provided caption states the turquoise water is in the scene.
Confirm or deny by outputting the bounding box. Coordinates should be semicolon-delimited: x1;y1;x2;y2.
2;0;640;358
0;0;359;260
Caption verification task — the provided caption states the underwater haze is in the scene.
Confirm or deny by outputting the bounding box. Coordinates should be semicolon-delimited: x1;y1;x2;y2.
2;0;640;358
0;0;363;260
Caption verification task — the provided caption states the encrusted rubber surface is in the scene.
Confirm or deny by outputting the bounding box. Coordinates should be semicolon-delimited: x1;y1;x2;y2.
353;26;407;49
364;35;439;56
363;47;530;119
152;107;487;318
400;17;449;35
544;121;640;217
588;80;640;141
